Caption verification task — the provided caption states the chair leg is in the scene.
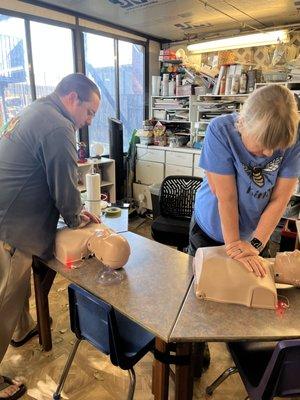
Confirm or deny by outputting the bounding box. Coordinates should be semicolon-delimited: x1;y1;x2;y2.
126;367;136;400
53;338;81;399
206;366;237;396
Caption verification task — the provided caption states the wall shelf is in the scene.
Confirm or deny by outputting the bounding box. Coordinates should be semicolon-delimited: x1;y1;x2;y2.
77;158;115;203
150;95;197;141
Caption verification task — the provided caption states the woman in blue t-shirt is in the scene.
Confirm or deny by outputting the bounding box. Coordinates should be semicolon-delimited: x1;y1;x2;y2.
190;84;300;277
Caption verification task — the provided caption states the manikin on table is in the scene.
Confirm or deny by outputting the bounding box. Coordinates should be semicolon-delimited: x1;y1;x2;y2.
194;246;300;309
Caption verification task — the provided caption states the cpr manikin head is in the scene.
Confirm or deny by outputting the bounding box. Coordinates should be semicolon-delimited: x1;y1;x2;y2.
87;229;130;269
272;250;300;286
55;223;130;269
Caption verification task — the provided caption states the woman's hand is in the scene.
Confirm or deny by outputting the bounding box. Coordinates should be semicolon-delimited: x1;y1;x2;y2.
226;240;259;259
226;240;266;277
237;255;267;277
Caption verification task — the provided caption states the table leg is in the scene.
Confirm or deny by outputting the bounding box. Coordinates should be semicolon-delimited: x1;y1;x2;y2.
152;337;169;400
32;257;56;351
175;342;193;400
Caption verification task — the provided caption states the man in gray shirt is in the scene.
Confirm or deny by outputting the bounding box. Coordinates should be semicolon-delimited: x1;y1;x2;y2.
0;73;101;399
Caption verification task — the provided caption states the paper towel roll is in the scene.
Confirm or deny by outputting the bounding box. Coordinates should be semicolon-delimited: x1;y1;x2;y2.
86;200;102;216
152;75;161;96
86;172;101;201
85;172;101;216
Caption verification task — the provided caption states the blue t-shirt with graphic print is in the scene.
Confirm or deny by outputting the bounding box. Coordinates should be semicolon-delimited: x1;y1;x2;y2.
194;113;300;243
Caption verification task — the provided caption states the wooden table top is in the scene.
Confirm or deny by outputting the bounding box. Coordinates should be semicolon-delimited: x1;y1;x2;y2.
47;231;194;342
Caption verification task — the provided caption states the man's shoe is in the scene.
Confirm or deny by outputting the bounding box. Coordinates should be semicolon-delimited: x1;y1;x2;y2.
10;327;39;348
10;317;53;347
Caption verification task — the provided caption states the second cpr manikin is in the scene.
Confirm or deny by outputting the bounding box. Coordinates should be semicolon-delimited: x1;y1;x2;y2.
194;246;300;309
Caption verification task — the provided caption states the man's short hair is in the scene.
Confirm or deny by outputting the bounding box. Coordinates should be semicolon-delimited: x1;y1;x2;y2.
55;73;101;102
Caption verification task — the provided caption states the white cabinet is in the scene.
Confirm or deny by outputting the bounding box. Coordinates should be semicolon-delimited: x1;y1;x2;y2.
193;154;205;178
193;167;205;179
166;151;193;167
77;158;116;203
134;147;165;210
136;160;164;185
165;149;194;177
134;144;202;210
136;147;165;163
165;164;193;176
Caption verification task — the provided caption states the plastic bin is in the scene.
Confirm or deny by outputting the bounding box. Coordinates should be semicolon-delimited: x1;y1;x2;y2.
149;183;161;219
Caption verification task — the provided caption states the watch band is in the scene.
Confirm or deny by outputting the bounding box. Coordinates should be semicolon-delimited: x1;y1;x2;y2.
250;237;263;251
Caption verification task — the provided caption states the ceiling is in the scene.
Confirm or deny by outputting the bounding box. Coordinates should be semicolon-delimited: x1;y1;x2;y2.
31;0;300;42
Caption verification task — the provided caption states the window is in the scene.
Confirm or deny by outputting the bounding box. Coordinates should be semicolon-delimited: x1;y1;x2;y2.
0;11;146;154
30;21;74;98
84;32;117;156
119;40;144;151
84;33;145;154
0;14;31;125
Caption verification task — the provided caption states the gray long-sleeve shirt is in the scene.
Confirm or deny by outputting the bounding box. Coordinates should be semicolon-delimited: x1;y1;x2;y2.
0;93;82;259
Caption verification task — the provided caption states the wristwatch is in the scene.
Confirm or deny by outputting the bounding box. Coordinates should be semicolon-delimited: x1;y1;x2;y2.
250;237;264;252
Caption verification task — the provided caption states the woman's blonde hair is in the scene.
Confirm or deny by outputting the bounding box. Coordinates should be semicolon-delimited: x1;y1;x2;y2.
236;84;299;150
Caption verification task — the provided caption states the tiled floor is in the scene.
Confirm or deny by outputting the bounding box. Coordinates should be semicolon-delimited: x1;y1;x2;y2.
0;216;296;399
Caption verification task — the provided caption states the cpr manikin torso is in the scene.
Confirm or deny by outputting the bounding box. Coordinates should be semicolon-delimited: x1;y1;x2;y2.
194;246;300;309
55;223;130;269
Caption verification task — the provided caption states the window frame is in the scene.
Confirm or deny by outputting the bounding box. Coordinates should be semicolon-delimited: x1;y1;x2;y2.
0;7;149;155
80;25;147;156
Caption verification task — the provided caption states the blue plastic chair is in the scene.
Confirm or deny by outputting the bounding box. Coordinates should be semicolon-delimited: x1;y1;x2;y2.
53;284;155;400
206;339;300;399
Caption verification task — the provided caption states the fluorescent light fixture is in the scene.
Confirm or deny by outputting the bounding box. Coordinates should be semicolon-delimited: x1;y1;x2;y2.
187;29;288;53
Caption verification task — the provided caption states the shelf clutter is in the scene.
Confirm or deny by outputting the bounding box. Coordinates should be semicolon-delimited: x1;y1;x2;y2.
152;97;190;122
148;45;300;151
137;95;196;147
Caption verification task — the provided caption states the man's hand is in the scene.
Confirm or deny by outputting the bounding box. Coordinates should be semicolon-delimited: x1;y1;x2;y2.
78;210;101;228
226;240;259;259
237;255;267;277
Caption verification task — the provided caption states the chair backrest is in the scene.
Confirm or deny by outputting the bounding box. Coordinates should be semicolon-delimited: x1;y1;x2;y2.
68;284;113;355
159;175;202;219
262;339;300;398
68;284;155;370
